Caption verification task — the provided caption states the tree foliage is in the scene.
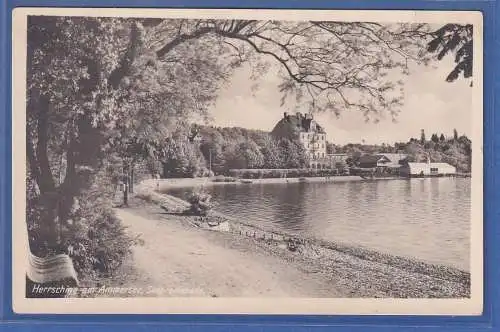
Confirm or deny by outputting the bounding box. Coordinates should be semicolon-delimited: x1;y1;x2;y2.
420;129;426;145
155;20;429;120
427;24;473;82
161;138;207;178
197;126;309;173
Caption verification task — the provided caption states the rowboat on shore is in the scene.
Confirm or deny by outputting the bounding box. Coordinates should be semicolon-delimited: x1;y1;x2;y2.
240;179;253;184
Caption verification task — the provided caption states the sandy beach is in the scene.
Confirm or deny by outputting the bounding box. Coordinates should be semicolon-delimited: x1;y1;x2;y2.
103;180;471;298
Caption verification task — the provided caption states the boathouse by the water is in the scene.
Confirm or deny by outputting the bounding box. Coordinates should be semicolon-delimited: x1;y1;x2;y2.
399;161;456;177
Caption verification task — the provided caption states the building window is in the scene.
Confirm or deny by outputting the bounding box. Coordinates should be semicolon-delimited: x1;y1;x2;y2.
430;167;438;173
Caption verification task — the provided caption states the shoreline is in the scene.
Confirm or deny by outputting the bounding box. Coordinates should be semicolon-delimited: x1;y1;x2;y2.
143;175;404;191
142;174;468;192
128;180;470;298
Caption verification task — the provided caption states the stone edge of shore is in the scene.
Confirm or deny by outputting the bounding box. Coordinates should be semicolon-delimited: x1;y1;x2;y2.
147;175;402;191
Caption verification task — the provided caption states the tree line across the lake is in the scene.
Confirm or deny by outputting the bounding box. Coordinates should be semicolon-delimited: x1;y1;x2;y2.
330;129;472;173
155;125;472;179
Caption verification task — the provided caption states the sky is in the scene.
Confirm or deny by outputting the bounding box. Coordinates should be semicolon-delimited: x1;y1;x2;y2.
204;53;473;145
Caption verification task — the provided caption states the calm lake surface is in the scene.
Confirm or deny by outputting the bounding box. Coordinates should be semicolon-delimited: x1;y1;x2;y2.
166;178;471;271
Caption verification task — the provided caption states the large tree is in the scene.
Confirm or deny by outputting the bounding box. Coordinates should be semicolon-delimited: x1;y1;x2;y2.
27;17;231;250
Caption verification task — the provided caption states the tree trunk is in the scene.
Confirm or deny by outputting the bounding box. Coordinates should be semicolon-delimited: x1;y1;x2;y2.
129;165;134;193
56;116;103;241
32;94;60;250
36;95;56;194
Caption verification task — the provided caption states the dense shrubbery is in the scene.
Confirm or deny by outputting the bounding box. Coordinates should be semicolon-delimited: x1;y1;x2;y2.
403;137;472;173
27;163;134;281
228;168;344;179
64;193;132;279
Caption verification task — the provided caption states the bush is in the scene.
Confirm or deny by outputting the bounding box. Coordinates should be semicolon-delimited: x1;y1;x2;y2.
199;167;213;177
62;188;134;280
26;165;134;282
186;190;214;216
226;168;347;179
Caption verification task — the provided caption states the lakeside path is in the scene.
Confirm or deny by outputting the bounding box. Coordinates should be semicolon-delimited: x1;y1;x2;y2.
106;193;470;298
111;198;344;297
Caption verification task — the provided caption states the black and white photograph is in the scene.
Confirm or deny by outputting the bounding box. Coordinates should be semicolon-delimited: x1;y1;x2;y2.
12;8;483;314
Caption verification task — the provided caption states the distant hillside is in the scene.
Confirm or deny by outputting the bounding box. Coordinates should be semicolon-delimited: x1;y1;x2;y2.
402;137;471;173
331;134;472;173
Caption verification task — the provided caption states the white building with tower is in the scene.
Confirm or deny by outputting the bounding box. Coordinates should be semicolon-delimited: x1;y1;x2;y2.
271;112;331;168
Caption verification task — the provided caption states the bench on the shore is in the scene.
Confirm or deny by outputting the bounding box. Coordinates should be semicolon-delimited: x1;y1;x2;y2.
24;219;79;296
27;251;79;286
25;249;79;298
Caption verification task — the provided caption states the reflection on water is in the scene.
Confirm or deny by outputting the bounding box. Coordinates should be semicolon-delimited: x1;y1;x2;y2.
167;178;471;271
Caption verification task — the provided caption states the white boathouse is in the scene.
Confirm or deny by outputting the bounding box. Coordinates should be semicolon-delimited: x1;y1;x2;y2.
399;160;456;178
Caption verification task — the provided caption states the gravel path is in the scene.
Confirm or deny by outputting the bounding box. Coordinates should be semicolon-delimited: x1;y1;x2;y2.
106;196;469;298
112;201;344;297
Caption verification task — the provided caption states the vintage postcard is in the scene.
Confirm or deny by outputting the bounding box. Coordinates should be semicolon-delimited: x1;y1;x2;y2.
12;7;483;314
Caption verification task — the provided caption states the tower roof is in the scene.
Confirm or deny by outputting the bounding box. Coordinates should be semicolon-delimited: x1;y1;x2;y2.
271;112;326;139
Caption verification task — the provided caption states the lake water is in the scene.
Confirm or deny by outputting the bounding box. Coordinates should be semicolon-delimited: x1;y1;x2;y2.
166;178;471;271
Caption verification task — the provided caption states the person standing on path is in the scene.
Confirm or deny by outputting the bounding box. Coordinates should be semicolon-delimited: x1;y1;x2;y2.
155;172;160;192
122;173;130;207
